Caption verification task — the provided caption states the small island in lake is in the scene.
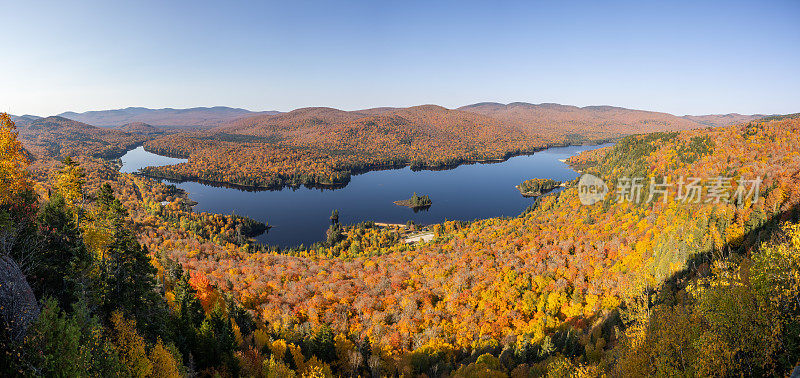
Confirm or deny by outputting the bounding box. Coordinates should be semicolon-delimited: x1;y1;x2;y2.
394;192;432;210
516;178;562;197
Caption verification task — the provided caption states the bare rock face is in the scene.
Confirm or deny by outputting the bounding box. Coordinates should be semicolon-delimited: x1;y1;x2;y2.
0;255;39;342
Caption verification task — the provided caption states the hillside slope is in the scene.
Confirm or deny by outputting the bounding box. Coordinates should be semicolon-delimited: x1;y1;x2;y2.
18;116;146;160
682;113;766;127
216;105;531;143
458;102;704;139
116;122;163;135
9;114;42;124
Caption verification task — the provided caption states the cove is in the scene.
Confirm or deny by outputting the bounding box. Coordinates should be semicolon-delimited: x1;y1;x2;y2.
120;144;612;247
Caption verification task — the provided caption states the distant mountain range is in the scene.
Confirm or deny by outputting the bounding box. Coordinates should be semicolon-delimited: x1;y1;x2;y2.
10;114;43;123
55;106;280;128
681;113;766;127
216;104;525;140
116;122;163;135
220;102;766;143
7;104;770;134
456;102;702;138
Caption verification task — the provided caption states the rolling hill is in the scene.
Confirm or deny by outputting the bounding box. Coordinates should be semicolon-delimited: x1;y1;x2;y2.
215;104;530;142
457;102;704;139
116;122;163;135
9;114;42;124
17;116;146;159
58;106;280;128
143;105;546;188
682;113;766;127
142;102;746;189
216;102;716;148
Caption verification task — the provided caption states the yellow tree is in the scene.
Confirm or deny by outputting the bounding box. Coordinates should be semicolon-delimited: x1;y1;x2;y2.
0;113;30;205
111;311;153;377
54;156;86;211
148;338;183;378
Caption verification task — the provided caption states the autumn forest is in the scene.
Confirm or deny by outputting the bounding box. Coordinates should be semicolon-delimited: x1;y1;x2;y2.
2;99;799;378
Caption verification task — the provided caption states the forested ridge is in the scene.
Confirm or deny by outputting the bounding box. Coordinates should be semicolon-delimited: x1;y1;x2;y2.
139;104;706;190
140;106;549;189
2;111;799;376
456;102;703;137
16;116;146;160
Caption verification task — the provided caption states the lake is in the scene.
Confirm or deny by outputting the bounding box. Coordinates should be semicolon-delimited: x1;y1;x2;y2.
120;144;611;247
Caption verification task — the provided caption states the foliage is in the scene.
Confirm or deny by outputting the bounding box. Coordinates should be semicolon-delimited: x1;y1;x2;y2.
0;113;31;205
152;116;800;376
614;221;800;376
15;116;145;160
518;178;561;196
6;105;800;376
140;106;553;189
32;192;91;308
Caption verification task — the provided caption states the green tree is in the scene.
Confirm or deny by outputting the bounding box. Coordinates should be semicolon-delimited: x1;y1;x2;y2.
197;305;238;374
94;184;160;330
326;223;343;246
22;298;89;376
303;325;336;364
33;193;91;308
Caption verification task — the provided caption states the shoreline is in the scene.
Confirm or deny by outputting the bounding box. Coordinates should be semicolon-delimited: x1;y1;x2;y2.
131;139;616;192
393;200;432;209
515;181;566;197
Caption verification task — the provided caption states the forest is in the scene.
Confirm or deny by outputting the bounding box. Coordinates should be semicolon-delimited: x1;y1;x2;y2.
137;104;703;190
2;111;800;377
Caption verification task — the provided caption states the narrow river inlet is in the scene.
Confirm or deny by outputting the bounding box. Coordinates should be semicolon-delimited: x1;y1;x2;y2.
120;144;611;247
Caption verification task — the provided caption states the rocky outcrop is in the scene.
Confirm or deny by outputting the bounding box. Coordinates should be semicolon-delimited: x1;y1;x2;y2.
0;254;39;342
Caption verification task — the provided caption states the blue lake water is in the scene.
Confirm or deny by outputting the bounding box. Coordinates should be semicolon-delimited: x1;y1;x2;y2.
120;144;611;247
120;146;188;173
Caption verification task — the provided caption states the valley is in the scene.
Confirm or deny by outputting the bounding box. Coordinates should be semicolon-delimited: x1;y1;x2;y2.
4;107;799;377
4;3;797;375
119;143;608;246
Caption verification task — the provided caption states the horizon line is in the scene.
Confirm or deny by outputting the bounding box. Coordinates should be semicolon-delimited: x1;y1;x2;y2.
5;101;782;119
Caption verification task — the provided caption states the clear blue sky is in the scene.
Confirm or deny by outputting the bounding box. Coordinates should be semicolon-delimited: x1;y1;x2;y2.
2;0;798;116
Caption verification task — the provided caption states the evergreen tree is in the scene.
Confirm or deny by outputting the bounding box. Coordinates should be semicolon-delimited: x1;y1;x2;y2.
303;325;336;364
94;184;160;330
168;271;204;370
174;272;205;330
197;305;238;374
23;298;89;376
228;299;256;337
33;193;91;309
326;222;344;246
